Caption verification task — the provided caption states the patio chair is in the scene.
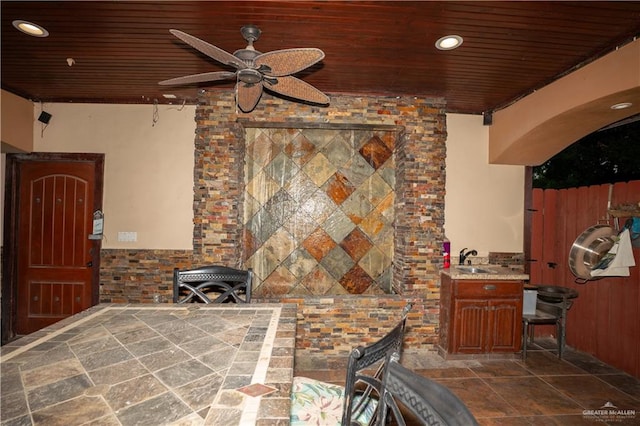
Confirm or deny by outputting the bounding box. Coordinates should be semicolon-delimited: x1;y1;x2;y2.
521;298;566;360
290;303;412;426
376;353;478;426
173;265;252;304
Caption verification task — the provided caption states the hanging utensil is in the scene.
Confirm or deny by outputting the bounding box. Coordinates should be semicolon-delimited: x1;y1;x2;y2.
568;224;616;283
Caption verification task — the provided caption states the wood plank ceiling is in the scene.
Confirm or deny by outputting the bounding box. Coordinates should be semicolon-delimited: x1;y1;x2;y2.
2;1;639;114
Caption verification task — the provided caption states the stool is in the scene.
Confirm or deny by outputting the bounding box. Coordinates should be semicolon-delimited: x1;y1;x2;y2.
522;299;566;361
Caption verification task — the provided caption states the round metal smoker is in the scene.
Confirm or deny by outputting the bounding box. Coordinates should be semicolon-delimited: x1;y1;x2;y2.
536;285;579;304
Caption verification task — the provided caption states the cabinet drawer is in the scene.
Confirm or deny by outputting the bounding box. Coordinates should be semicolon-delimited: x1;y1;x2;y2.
455;280;522;298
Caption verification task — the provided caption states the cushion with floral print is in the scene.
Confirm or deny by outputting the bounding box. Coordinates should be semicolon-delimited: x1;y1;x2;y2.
290;376;377;425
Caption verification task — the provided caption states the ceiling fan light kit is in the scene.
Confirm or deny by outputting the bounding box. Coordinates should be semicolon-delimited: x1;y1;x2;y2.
159;25;329;112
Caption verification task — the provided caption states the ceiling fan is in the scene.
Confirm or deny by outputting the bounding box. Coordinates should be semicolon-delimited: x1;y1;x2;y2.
159;25;330;112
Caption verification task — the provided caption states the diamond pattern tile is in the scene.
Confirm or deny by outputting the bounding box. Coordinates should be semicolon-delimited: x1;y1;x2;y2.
358;246;389;280
320;245;355;280
284;172;317;204
322;208;355;243
340;153;374;188
302;228;336;262
237;383;277;398
282;249;318;278
284;134;316;166
259;266;297;296
263;189;297;229
264;152;300;186
362;173;393;206
359;135;393;170
244;128;395;296
298;265;336;295
341;191;375;225
248;131;279;167
339;264;375;294
340;228;373;262
302;152;337;187
281;211;317;242
299;189;336;225
264;228;296;264
247;171;279;205
322;135;353;167
324;172;356;205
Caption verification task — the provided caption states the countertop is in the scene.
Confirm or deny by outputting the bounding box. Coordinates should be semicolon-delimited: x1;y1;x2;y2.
441;265;529;280
0;303;297;426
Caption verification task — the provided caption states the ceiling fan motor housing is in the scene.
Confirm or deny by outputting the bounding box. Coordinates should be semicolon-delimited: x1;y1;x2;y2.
238;68;263;84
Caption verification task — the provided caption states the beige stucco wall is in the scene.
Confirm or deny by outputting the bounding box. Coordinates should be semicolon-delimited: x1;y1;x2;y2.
1;90;34;153
445;113;525;258
490;38;640;165
13;102;524;256
32;103;196;250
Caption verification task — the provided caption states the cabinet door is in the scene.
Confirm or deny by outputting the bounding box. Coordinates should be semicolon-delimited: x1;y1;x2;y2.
488;299;521;352
453;299;488;353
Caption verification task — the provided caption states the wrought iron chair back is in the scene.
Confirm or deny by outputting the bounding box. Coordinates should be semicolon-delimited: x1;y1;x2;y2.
173;265;252;304
341;302;412;425
377;353;478;426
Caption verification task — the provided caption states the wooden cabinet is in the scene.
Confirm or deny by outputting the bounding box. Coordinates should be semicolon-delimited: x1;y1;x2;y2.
440;274;523;354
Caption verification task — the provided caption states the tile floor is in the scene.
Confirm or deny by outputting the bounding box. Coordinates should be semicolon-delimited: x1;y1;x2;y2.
294;339;640;425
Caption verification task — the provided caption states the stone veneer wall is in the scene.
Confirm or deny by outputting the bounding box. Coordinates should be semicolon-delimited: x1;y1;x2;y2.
99;91;447;353
279;296;438;356
99;250;193;303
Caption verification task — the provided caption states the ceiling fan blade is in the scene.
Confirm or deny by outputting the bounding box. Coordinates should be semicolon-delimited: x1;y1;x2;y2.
264;76;329;105
254;48;325;77
236;82;263;112
158;71;236;86
169;29;247;70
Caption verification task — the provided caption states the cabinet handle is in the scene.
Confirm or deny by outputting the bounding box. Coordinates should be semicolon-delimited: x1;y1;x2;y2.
483;284;497;291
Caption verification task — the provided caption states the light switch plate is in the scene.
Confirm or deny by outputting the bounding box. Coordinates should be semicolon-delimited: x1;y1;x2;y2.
117;231;137;242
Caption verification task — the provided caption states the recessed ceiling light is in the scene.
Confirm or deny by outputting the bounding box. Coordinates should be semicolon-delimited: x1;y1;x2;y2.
162;94;177;99
435;35;463;50
610;102;632;110
12;20;49;37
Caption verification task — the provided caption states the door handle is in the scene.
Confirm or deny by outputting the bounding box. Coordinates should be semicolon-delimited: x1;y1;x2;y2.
483;284;497;291
86;261;93;267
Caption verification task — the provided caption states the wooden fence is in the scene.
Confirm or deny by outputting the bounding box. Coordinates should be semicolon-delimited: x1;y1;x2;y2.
530;180;640;378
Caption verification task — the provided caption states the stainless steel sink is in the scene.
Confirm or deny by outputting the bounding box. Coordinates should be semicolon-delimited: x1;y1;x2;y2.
455;266;494;274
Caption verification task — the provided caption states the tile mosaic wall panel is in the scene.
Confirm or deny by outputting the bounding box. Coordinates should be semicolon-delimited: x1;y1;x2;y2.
244;128;395;296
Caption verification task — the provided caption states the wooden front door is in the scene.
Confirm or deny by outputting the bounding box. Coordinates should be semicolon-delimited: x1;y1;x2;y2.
2;153;104;340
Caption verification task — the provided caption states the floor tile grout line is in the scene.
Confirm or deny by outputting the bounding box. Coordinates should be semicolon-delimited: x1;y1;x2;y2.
74;311;197;423
535;374;590;410
475;372;528;418
589;373;640;403
120;313;206;422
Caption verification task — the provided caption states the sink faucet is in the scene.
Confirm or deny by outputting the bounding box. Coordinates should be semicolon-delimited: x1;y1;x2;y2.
459;248;478;265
